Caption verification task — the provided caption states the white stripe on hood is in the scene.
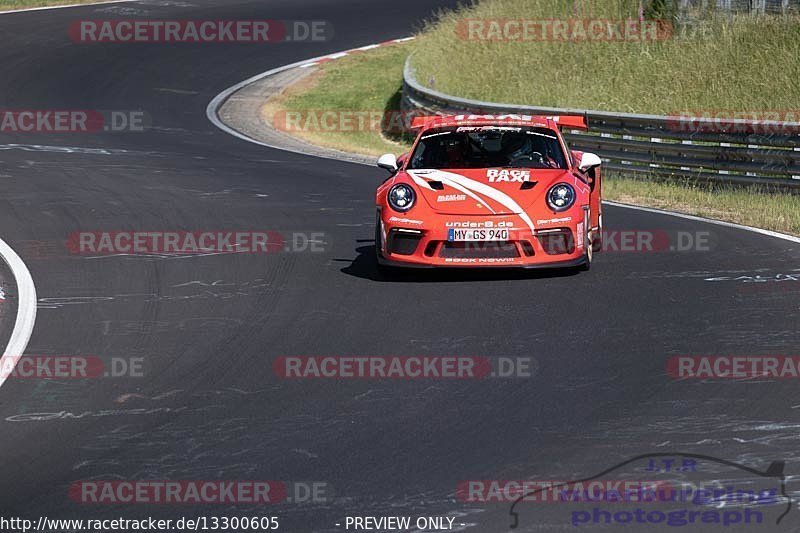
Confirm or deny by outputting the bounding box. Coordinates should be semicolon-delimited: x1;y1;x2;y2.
409;169;536;232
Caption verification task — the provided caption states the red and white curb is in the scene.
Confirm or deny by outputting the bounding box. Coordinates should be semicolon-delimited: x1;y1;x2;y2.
207;38;800;247
299;37;415;68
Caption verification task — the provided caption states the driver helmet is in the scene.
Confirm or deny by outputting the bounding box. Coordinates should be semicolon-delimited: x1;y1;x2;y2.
445;137;469;166
501;133;532;160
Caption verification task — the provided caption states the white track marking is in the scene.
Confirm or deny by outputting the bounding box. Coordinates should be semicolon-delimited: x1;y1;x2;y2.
0;0;135;15
207;41;800;246
603;201;800;244
206;39;415;153
208;56;346;149
0;238;37;389
0;144;126;155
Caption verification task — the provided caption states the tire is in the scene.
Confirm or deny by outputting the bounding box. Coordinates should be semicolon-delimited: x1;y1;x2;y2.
580;237;592;271
591;230;603;253
579;214;593;271
374;215;393;277
374;217;383;263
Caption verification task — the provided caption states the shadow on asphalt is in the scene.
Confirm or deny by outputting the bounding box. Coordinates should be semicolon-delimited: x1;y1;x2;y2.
337;242;583;282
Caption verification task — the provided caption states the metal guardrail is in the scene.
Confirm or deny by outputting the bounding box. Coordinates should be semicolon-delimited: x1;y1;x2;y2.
679;0;800;15
401;57;800;190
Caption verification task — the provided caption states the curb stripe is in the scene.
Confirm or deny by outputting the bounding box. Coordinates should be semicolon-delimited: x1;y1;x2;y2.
301;37;415;67
0;238;37;389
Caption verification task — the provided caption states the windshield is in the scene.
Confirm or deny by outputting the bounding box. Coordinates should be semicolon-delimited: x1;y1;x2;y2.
408;126;567;170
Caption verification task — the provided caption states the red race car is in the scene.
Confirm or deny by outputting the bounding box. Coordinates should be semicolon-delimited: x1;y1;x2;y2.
375;114;603;270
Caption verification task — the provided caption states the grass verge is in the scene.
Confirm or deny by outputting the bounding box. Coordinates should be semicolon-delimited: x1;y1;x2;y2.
0;0;108;9
262;14;800;236
606;177;800;235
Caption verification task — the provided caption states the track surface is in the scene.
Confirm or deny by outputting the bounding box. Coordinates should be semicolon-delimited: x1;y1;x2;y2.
0;1;799;531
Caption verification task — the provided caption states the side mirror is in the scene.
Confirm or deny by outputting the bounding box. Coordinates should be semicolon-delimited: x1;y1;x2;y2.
377;153;398;173
578;152;602;172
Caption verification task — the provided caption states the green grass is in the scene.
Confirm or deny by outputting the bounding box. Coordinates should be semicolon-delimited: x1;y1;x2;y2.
606;176;800;235
411;0;800;114
0;0;105;8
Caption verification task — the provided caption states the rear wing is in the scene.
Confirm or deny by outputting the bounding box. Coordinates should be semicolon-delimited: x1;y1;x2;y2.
410;115;438;130
409;113;589;131
549;114;589;131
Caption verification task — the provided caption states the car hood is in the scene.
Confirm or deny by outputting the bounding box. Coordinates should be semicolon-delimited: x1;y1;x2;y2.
405;168;581;215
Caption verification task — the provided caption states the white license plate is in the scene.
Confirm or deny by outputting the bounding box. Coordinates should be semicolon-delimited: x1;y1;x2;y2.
448;228;510;242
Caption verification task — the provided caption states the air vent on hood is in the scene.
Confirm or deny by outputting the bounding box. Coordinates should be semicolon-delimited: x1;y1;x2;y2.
520;181;538;190
427;181;445;190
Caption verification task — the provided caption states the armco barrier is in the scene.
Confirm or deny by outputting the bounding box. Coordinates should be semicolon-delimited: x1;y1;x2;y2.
401;57;800;191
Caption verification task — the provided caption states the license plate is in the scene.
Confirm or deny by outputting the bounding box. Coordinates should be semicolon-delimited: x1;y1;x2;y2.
448;228;510;242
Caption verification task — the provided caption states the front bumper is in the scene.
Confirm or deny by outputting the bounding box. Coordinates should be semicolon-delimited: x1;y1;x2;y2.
377;254;588;270
378;211;588;269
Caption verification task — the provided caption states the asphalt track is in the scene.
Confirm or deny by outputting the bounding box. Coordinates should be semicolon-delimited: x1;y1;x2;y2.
0;1;799;532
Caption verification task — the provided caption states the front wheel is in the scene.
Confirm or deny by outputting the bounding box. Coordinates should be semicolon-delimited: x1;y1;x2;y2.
374;217;383;263
579;240;592;271
374;216;394;277
579;214;593;271
591;229;602;253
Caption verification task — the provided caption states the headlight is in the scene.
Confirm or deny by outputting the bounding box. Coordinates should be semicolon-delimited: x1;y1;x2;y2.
546;183;575;211
388;184;415;212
